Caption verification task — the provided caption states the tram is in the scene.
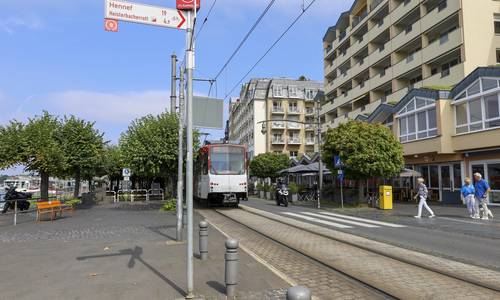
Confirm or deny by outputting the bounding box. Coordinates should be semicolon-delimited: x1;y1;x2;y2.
194;142;248;207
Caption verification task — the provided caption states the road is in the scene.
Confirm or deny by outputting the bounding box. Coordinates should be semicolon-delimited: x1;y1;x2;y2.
243;197;500;271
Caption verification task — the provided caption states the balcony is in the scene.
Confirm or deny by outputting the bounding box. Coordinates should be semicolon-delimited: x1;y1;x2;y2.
287;122;302;130
305;123;316;131
368;40;391;66
392;20;421;51
391;0;420;25
272;137;285;144
422;28;462;63
367;15;390;42
271;121;286;129
288;137;301;145
305;108;315;115
288;107;301;114
350;81;370;101
421;0;460;33
272;107;285;114
393;51;422;78
369;66;393;89
422;63;464;88
306;138;315;145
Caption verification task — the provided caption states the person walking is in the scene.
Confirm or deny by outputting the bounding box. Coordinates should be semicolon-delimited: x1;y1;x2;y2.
414;177;435;218
474;173;493;220
461;177;476;219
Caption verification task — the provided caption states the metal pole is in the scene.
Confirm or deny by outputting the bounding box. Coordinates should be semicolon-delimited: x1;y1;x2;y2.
171;54;177;114
316;100;323;209
177;66;185;242
13;200;17;226
185;8;195;299
340;178;344;209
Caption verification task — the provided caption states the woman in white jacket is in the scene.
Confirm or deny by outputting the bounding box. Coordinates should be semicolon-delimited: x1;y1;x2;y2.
414;177;435;218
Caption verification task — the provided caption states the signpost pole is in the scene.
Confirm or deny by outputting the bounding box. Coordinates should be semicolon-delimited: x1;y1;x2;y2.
176;66;185;242
171;54;178;114
185;7;195;299
316;101;322;209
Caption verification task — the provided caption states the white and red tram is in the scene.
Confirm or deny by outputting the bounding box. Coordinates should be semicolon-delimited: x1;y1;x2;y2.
194;142;247;207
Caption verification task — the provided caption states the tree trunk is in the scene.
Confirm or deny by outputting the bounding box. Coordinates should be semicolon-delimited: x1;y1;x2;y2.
40;171;49;201
358;179;365;204
74;170;81;198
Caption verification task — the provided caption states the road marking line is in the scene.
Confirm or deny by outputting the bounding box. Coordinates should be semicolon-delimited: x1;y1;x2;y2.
282;212;353;229
301;212;380;228
318;212;406;228
438;216;499;226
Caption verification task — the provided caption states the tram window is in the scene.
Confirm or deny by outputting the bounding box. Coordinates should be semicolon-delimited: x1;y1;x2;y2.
202;152;208;175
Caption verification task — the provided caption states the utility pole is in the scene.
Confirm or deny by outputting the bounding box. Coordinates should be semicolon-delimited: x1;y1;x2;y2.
185;7;195;299
316;99;323;209
171;54;177;114
176;66;185;242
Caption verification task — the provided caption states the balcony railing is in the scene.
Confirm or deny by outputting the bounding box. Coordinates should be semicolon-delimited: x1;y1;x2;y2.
287;123;302;129
272;138;285;144
272;121;286;129
305;108;315;115
288;107;301;114
370;0;383;11
288;138;301;144
306;139;315;145
272;107;284;113
352;11;367;28
305;124;315;130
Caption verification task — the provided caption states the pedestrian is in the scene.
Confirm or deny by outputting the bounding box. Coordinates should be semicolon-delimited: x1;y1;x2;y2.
473;173;494;220
414;177;435;218
461;177;476;219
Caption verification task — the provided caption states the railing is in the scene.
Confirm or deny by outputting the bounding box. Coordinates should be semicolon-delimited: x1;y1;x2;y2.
287;122;302;129
288;138;301;144
272;138;285;144
272;121;286;128
272;107;284;113
288;107;301;113
306;139;315;145
370;0;383;11
305;108;315;115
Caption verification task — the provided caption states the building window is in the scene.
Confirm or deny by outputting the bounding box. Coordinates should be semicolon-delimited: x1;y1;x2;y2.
288;85;298;98
495;21;500;34
305;89;315;100
397;97;437;142
273;85;283;97
454;78;500;134
289;151;298;158
453;163;462;189
496;49;500;64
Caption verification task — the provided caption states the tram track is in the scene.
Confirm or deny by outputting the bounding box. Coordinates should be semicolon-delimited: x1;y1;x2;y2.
201;206;500;299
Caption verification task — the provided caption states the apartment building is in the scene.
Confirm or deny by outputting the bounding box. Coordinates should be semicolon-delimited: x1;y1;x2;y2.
228;78;323;159
322;0;500;132
363;67;500;205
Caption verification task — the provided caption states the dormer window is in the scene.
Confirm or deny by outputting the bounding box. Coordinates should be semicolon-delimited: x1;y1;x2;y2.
288;85;298;98
273;85;283;97
397;97;437;142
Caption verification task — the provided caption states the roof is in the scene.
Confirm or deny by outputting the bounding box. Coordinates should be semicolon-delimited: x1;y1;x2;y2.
323;26;337;42
450;66;500;98
392;88;442;112
366;103;394;123
280;162;331;174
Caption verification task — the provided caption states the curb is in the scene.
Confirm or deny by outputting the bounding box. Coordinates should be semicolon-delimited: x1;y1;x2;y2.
239;204;500;293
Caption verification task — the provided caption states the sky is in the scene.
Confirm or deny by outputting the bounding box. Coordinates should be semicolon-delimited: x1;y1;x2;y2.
0;0;351;175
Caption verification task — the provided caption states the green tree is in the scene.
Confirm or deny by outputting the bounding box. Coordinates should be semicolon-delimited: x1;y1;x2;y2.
0;120;25;170
0;174;9;185
322;120;404;200
119;111;180;193
101;145;124;190
60;116;106;197
249;153;289;180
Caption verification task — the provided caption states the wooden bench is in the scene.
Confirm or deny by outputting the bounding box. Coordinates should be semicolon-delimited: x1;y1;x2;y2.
36;200;74;222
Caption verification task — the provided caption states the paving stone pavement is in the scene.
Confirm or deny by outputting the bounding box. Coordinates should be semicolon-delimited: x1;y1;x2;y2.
215;208;500;299
0;203;289;300
240;204;500;292
199;209;388;300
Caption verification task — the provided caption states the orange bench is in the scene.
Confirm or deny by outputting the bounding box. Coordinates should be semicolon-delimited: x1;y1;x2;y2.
36;200;74;222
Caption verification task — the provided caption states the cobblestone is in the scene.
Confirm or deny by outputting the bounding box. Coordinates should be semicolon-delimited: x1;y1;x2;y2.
199;209;387;300
216;208;500;299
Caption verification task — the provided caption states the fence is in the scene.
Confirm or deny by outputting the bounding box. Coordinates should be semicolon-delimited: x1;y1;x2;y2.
114;189;165;202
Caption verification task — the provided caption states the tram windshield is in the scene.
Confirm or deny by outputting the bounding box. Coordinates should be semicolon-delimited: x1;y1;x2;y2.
210;146;245;175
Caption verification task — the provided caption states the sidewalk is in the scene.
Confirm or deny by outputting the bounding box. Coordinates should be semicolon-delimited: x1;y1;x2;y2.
0;202;288;299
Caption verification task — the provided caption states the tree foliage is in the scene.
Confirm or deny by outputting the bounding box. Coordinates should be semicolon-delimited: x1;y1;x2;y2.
119;111;180;185
249;152;289;180
322;120;404;180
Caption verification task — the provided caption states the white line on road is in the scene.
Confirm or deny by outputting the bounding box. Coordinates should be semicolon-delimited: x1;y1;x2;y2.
301;212;380;228
319;212;406;228
282;212;353;229
437;216;499;226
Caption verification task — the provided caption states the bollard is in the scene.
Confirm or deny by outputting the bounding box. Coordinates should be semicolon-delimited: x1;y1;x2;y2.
286;285;312;300
225;239;239;297
199;221;208;260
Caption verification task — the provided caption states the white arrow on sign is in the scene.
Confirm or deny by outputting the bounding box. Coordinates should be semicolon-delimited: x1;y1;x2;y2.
105;0;187;30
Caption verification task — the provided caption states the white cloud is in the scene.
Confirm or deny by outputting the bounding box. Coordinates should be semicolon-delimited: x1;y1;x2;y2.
44;90;172;124
0;16;44;35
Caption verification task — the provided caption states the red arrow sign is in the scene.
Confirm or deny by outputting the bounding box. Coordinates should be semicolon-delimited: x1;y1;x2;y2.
177;10;186;28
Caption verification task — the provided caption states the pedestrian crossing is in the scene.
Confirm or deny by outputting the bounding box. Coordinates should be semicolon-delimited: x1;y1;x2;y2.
282;211;406;229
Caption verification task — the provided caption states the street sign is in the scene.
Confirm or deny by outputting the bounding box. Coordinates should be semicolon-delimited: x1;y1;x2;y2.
105;0;187;30
176;0;200;10
337;169;344;181
193;96;224;129
334;155;343;168
104;18;119;32
124;176;130;181
122;168;131;177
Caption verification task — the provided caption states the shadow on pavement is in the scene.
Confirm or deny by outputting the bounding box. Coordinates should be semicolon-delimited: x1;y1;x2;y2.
206;281;225;294
144;224;177;240
76;245;185;296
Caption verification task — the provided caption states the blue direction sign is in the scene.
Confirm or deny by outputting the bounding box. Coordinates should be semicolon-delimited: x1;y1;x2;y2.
334;155;343;168
337;169;344;182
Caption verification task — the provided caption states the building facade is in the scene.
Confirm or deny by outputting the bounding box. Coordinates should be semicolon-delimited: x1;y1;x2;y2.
322;0;500;132
364;67;500;205
228;78;324;159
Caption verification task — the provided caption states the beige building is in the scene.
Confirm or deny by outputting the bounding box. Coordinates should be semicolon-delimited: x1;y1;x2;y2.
228;78;323;159
363;67;500;205
322;0;500;131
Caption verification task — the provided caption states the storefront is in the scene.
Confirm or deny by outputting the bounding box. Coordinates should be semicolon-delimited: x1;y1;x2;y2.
468;158;500;204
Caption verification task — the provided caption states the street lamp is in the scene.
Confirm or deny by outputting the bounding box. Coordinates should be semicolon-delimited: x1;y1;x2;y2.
257;118;323;209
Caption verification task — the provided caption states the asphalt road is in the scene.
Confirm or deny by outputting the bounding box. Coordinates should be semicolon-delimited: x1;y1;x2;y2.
244;197;500;271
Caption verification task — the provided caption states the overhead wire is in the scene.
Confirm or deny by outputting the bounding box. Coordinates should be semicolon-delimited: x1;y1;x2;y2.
224;0;318;100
